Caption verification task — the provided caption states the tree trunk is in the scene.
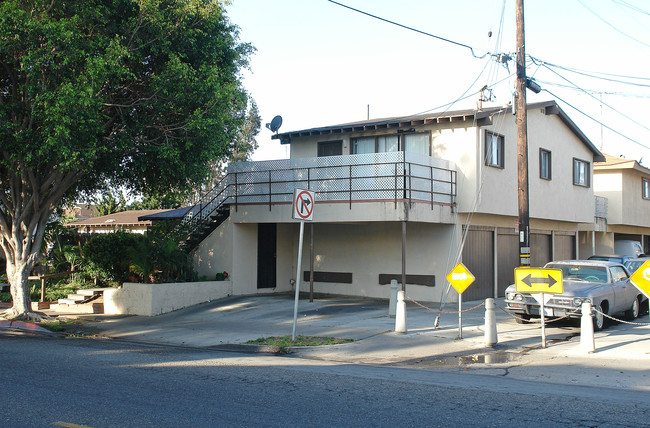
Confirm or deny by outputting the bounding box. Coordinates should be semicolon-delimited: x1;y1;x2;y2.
2;236;47;321
6;261;31;318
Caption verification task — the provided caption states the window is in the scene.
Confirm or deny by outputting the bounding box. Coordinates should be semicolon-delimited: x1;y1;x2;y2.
609;266;629;283
404;133;430;156
539;149;551;180
351;133;429;155
317;140;342;157
352;137;374;155
643;178;650;200
485;131;504;168
573;158;590;187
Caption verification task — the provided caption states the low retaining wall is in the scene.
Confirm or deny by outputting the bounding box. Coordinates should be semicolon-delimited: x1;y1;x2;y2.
103;281;233;316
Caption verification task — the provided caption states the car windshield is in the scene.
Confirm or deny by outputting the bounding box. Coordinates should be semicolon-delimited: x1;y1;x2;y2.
546;264;608;283
625;260;644;274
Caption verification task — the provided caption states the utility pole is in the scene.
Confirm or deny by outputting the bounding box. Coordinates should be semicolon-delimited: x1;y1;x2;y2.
515;0;530;266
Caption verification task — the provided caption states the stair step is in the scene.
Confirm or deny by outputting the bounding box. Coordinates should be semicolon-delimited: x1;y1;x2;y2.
76;288;109;296
57;298;80;305
66;294;88;302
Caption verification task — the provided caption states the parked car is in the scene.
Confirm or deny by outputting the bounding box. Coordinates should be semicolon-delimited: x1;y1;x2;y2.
624;257;649;275
505;260;647;331
588;254;634;266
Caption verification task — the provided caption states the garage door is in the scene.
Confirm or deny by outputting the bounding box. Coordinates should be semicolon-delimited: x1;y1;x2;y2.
461;228;494;301
554;234;576;260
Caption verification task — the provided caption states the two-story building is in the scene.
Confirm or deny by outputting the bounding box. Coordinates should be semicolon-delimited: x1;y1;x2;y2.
588;154;650;255
188;100;605;303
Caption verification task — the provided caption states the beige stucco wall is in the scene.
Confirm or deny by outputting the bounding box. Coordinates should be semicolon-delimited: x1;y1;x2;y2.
285;221;460;302
594;171;623;224
470;108;595;224
193;217;234;280
620;170;650;227
104;281;232;316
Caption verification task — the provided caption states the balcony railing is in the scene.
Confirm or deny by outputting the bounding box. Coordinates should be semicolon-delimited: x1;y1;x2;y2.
181;152;457;237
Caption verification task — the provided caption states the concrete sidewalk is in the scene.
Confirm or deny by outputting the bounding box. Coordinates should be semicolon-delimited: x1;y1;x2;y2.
3;294;650;391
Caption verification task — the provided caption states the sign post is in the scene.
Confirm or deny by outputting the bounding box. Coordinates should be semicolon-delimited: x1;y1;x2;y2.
291;188;315;341
446;263;476;339
629;260;650;322
514;267;563;348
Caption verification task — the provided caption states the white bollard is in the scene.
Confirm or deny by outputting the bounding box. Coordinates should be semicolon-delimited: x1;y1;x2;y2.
485;298;498;346
395;290;407;333
580;301;595;353
389;279;398;318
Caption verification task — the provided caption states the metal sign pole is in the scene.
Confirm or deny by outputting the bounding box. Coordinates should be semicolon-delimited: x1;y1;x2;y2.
458;292;463;339
292;221;305;341
540;292;547;349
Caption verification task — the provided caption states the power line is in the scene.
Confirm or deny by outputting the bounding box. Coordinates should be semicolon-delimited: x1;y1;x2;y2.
577;0;650;49
611;0;650;16
540;63;650;133
534;79;650;98
327;0;489;58
529;56;650;86
544;89;650;151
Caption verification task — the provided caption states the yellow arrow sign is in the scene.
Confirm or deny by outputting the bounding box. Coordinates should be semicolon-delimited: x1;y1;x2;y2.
514;268;563;294
446;263;475;295
629;260;650;298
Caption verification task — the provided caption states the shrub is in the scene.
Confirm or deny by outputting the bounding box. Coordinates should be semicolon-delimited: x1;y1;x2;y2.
82;232;145;284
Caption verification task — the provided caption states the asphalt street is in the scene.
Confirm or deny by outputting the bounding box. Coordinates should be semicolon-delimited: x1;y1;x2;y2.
2;331;649;428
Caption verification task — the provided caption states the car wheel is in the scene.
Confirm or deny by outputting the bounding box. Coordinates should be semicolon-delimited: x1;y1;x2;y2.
625;297;640;320
515;314;531;324
593;303;606;331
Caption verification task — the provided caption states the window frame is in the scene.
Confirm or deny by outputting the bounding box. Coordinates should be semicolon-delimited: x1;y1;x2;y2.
350;132;430;155
573;157;590;188
484;131;505;169
643;177;650;200
317;140;343;157
539;148;552;180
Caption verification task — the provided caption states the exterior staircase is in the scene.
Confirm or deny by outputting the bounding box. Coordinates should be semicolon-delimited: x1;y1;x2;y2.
55;288;109;314
179;174;232;251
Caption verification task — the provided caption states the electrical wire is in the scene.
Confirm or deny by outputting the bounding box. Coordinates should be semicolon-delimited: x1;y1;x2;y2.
533;79;650;98
611;0;650;17
327;0;489;58
544;89;650;151
529;56;650;86
540;63;650;133
577;0;650;49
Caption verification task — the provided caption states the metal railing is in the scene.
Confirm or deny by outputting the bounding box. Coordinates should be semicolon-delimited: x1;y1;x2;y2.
181;152;457;239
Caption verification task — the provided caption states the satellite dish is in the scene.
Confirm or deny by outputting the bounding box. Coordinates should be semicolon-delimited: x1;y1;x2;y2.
265;115;283;133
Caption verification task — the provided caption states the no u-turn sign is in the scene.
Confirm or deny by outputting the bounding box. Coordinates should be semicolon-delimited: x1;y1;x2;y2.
292;188;315;221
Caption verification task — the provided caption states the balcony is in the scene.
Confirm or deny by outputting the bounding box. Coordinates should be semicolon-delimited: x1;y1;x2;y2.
180;152;457;247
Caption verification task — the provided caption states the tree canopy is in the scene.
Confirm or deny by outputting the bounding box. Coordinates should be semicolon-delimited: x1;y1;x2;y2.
0;0;255;319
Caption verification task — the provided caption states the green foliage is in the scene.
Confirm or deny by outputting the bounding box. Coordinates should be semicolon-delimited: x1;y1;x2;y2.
216;271;229;281
0;292;11;302
94;191;127;216
0;0;255;314
82;232;143;284
81;230;195;285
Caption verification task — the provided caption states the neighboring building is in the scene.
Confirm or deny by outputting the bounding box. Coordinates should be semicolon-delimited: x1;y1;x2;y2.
64;204;98;221
184;100;618;303
589;154;650;254
67;209;172;234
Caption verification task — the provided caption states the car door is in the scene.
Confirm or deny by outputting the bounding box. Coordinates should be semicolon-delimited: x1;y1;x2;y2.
609;266;633;313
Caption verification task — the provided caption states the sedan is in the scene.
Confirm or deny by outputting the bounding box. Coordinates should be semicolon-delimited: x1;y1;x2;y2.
505;260;647;330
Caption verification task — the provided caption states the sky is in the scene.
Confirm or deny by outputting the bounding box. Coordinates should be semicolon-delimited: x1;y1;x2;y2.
226;0;650;164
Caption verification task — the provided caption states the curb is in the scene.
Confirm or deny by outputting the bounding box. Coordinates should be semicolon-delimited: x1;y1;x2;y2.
0;320;52;333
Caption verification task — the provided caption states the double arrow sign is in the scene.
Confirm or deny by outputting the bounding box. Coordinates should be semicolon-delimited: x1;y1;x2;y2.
514;268;564;294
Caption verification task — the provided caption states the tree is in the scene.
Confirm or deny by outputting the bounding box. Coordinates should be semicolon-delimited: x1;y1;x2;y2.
0;0;254;320
94;191;127;216
197;99;261;201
